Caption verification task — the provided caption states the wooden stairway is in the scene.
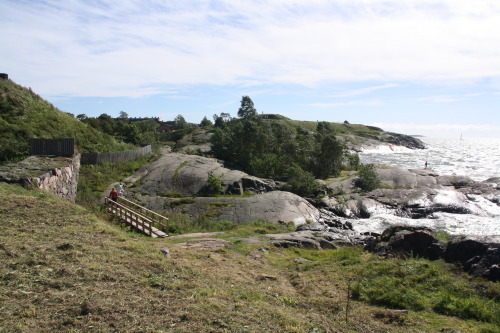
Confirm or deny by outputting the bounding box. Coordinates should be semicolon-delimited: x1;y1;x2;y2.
104;197;168;238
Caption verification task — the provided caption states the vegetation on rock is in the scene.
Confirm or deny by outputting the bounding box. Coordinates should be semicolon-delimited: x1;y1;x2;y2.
356;163;381;192
211;98;367;196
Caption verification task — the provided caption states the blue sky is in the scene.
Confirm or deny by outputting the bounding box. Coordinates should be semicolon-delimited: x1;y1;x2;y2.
1;0;499;137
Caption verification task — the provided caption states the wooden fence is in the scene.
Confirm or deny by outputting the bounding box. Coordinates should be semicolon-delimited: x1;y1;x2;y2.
30;138;75;157
81;145;151;165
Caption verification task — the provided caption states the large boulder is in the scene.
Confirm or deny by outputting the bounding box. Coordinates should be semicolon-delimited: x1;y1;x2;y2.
443;235;500;281
366;228;500;281
377;167;437;189
136;191;321;226
365;225;445;260
131;151;276;196
320;165;499;219
174;130;214;154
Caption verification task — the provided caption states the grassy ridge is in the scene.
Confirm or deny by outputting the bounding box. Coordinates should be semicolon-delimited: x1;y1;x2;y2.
1;182;498;332
258;114;384;139
289;119;383;138
0;79;135;163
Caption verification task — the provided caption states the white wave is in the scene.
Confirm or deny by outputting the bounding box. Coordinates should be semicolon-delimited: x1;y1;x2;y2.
350;213;500;236
355;137;500;236
359;137;500;181
360;144;412;154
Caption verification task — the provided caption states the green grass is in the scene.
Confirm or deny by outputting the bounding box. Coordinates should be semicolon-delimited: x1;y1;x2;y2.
289;119;383;138
76;153;159;206
0;79;135;163
1;182;499;332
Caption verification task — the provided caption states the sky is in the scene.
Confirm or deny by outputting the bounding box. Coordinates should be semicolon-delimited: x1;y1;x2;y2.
1;0;499;138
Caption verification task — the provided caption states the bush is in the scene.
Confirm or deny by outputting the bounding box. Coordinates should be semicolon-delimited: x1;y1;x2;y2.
345;152;360;170
282;165;319;197
356;164;380;191
206;172;223;195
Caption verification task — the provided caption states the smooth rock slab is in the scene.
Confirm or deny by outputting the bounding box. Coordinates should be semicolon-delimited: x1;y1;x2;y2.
176;238;230;251
137;190;321;226
132;152;276;196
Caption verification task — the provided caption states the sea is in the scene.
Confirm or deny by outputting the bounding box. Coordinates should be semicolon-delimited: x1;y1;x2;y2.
351;137;500;236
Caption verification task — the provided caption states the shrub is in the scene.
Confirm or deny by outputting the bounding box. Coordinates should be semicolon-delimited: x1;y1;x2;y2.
282;165;319;197
345;152;360;170
206;172;223;195
356;164;380;191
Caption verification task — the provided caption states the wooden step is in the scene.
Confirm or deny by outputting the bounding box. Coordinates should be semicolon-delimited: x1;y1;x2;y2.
106;201;168;238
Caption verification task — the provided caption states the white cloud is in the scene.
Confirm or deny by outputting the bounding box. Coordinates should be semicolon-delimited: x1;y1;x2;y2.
331;84;398;97
309;100;382;107
413;95;463;103
1;0;500;97
413;92;489;103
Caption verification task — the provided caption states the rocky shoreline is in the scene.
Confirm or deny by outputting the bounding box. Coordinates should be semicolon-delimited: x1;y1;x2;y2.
122;145;499;280
126;148;499;226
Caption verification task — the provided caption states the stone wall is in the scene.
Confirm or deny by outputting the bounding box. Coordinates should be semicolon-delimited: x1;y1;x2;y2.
0;155;81;202
30;155;80;201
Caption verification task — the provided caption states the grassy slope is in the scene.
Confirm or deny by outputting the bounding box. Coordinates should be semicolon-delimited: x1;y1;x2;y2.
257;114;384;139
290;120;383;138
1;182;498;333
0;79;134;163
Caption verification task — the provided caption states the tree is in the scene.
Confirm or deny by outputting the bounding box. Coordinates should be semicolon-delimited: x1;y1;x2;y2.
174;114;188;130
118;111;129;120
313;134;345;179
213;113;231;128
200;116;213;127
356;164;380;191
97;113;116;135
121;124;140;144
76;114;87;121
237;96;257;118
282;164;319;197
316;121;334;136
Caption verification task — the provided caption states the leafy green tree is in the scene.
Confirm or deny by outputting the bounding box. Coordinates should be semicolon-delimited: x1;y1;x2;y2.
282;164;319;197
118;111;129;120
211;112;350;183
132;120;159;145
345;152;360;170
97;113;116;135
174;114;189;130
120;124;140;144
200;116;212;127
313;134;345;179
213;113;231;128
76;114;87;121
316;121;334;136
237;96;257;118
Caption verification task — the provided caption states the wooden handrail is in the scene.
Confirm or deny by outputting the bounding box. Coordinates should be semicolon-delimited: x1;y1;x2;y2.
104;197;168;237
118;197;168;232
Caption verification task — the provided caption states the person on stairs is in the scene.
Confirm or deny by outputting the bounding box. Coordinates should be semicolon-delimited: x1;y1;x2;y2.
117;183;125;197
109;187;119;202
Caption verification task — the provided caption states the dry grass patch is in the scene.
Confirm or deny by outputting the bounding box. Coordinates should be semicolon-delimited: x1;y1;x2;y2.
1;183;499;333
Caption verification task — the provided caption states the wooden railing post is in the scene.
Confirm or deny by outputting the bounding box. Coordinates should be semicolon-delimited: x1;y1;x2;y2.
104;196;168;238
